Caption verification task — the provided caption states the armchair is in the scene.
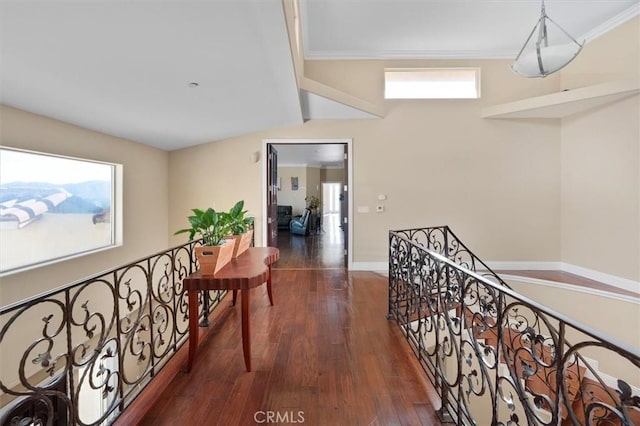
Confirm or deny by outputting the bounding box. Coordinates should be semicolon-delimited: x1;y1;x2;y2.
289;208;311;236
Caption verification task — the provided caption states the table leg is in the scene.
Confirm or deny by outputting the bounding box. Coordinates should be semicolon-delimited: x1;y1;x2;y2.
187;289;199;372
241;289;251;372
267;265;274;306
232;289;238;306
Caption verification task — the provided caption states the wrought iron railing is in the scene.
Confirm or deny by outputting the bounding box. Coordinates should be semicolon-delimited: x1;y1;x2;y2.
0;240;227;426
389;226;640;425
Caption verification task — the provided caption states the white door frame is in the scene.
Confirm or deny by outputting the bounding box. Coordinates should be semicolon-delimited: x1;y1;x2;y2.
262;138;353;270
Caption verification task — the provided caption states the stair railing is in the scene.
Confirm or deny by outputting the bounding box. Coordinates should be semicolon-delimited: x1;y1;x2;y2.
0;240;226;426
389;226;640;425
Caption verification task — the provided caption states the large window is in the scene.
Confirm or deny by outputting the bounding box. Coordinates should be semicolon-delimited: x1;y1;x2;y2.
384;68;481;99
0;147;122;276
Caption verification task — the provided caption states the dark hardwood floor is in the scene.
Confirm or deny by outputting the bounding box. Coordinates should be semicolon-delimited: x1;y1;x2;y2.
136;219;441;425
274;213;345;270
128;220;634;425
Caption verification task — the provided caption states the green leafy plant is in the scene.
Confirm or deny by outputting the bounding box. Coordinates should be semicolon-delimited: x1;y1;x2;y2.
174;207;231;246
224;200;254;235
305;195;320;211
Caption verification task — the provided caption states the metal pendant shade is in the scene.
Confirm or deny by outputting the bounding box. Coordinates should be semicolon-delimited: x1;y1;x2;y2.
512;0;583;78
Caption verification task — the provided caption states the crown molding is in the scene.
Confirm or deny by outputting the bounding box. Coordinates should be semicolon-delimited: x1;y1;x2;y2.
304;49;515;61
581;3;640;43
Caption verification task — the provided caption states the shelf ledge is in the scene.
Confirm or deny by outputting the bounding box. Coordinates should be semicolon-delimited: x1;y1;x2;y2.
482;79;639;119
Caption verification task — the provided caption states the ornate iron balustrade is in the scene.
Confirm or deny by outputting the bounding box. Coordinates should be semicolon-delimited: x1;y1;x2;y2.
389;227;640;425
392;226;510;287
0;240;227;426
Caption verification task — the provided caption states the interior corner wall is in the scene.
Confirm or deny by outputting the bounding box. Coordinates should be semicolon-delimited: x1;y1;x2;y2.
0;106;170;305
169;59;563;265
321;168;344;184
558;17;640;282
560;17;640;89
560;96;640;281
306;166;321;203
168;134;265;248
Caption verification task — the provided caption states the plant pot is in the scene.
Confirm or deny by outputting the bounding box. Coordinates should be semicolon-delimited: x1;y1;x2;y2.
195;239;234;275
229;229;253;258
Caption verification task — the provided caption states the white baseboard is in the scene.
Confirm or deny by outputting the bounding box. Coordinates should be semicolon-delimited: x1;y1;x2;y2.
560;262;639;294
500;274;639;304
353;259;638;294
471;261;639;294
349;261;387;272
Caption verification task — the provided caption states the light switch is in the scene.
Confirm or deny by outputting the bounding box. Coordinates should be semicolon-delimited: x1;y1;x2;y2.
357;206;370;213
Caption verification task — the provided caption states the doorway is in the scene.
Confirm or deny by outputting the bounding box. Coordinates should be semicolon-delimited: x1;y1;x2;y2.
262;139;352;269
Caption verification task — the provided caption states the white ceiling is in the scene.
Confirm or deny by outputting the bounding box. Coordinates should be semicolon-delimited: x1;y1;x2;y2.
302;0;639;59
1;1;637;152
0;0;302;150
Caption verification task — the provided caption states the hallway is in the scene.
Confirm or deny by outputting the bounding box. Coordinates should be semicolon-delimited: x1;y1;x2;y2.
130;217;440;425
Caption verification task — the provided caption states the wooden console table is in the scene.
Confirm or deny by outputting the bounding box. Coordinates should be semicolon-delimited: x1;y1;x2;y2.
184;246;279;372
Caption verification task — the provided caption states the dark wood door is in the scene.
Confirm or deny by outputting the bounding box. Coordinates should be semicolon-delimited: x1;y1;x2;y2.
341;144;349;266
266;144;278;247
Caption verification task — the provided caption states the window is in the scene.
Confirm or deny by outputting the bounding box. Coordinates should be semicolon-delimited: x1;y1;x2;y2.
384;68;481;99
0;147;122;276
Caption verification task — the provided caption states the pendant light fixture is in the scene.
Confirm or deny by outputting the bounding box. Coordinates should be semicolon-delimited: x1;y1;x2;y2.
511;0;583;78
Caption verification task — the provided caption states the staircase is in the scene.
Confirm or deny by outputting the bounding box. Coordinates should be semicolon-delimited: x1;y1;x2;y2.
389;226;640;425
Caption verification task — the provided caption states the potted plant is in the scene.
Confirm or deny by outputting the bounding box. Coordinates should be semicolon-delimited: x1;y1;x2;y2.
305;195;320;212
224;200;254;258
174;207;233;275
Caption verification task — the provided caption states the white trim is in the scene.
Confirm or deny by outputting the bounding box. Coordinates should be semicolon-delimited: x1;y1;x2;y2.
350;261;388;272
581;3;640;43
502;274;639;304
304;49;515;61
350;258;639;295
560;262;640;294
262;138;353;269
480;261;639;294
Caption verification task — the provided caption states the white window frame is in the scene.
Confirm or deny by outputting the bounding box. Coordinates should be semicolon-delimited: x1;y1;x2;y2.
0;145;123;277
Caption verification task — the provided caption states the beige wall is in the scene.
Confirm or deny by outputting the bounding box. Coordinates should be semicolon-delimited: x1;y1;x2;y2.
169;59;563;265
561;17;640;89
169;133;264;246
167;19;638;275
277;166;308;214
306;166;321;204
559;17;640;281
0;106;169;305
321;168;344;184
560;96;640;281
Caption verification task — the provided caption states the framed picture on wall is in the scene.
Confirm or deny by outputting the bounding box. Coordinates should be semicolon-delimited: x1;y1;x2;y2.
291;177;298;190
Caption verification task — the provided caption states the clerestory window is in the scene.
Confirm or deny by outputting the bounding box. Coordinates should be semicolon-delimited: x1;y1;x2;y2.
384;68;481;99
